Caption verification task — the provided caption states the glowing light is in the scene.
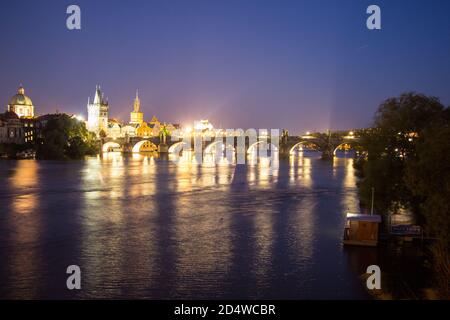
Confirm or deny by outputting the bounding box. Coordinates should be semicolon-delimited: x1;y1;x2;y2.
75;115;84;122
193;119;214;131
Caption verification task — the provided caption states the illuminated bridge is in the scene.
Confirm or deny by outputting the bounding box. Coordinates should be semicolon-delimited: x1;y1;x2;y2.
101;129;362;159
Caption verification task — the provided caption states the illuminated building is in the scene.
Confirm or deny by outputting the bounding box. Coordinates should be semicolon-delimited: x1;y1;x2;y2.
107;119;122;139
136;122;152;137
87;86;109;134
143;116;158;136
8;85;35;118
130;90;144;125
121;124;137;137
2;86;37;144
21;118;35;143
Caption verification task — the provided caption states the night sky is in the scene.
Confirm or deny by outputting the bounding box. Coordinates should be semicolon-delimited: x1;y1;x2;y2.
0;0;449;134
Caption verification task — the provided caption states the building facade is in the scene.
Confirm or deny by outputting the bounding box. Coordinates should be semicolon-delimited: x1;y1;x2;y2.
87;86;109;134
0;111;23;144
85;87;180;140
136;122;152;137
7;85;35;118
130;90;144;125
1;86;39;144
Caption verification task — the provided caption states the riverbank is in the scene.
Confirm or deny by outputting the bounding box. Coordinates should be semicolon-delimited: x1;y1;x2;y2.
359;241;441;299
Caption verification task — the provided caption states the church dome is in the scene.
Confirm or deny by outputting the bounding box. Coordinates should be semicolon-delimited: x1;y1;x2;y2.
9;86;33;106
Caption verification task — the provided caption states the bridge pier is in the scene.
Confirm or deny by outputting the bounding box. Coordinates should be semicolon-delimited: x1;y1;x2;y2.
158;143;168;153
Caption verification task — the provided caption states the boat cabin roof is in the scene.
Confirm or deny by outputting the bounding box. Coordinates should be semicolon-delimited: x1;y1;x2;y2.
346;213;381;223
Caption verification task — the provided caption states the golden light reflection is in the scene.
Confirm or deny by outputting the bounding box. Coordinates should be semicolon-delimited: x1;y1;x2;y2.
341;158;359;213
12;194;37;215
7;160;41;298
10;160;38;189
203;152;236;167
128;155;157;198
289;154;296;184
10;161;39;215
252;207;274;289
289;154;313;188
247;154;279;188
288;196;315;266
80;155;159;296
175;158;197;192
173;191;232;294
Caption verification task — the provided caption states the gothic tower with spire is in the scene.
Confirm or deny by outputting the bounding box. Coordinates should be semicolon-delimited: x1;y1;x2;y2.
87;85;109;134
130;90;144;125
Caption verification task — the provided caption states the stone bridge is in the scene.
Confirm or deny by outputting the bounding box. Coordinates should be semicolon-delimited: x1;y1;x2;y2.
281;130;362;159
100;129;362;159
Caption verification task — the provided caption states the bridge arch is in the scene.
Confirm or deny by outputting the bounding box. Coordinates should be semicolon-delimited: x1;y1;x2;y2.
168;141;189;154
102;141;121;153
247;141;278;154
332;142;359;156
132;140;158;153
204;141;235;154
289;141;320;154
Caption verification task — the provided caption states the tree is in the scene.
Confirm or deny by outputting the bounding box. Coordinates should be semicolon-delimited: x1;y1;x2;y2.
159;124;170;144
36;114;98;160
355;93;446;216
355;93;450;297
405;124;450;296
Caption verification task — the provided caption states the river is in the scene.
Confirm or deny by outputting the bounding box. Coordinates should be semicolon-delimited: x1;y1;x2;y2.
0;152;373;299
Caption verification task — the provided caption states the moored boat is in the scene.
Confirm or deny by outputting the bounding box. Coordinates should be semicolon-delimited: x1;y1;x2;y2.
343;212;381;247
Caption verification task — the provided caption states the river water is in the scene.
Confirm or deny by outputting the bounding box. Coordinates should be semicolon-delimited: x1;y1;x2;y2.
0;152;372;299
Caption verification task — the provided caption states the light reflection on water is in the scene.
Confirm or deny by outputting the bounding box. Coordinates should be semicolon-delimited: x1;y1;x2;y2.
0;152;370;299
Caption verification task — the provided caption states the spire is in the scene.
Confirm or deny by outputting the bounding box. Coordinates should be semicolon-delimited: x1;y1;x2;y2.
18;84;25;95
93;85;102;104
133;89;140;112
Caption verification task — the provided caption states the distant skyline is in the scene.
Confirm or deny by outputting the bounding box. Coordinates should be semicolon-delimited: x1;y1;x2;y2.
1;0;449;134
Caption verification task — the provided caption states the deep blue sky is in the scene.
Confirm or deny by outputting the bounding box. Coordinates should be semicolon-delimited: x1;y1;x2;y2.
0;0;449;133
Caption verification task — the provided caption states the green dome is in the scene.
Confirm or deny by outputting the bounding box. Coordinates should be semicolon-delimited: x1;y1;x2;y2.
9;86;33;106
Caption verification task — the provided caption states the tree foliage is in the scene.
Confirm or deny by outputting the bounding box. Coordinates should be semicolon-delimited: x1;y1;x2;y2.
36;114;98;160
355;93;447;215
405;124;450;296
355;93;450;297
